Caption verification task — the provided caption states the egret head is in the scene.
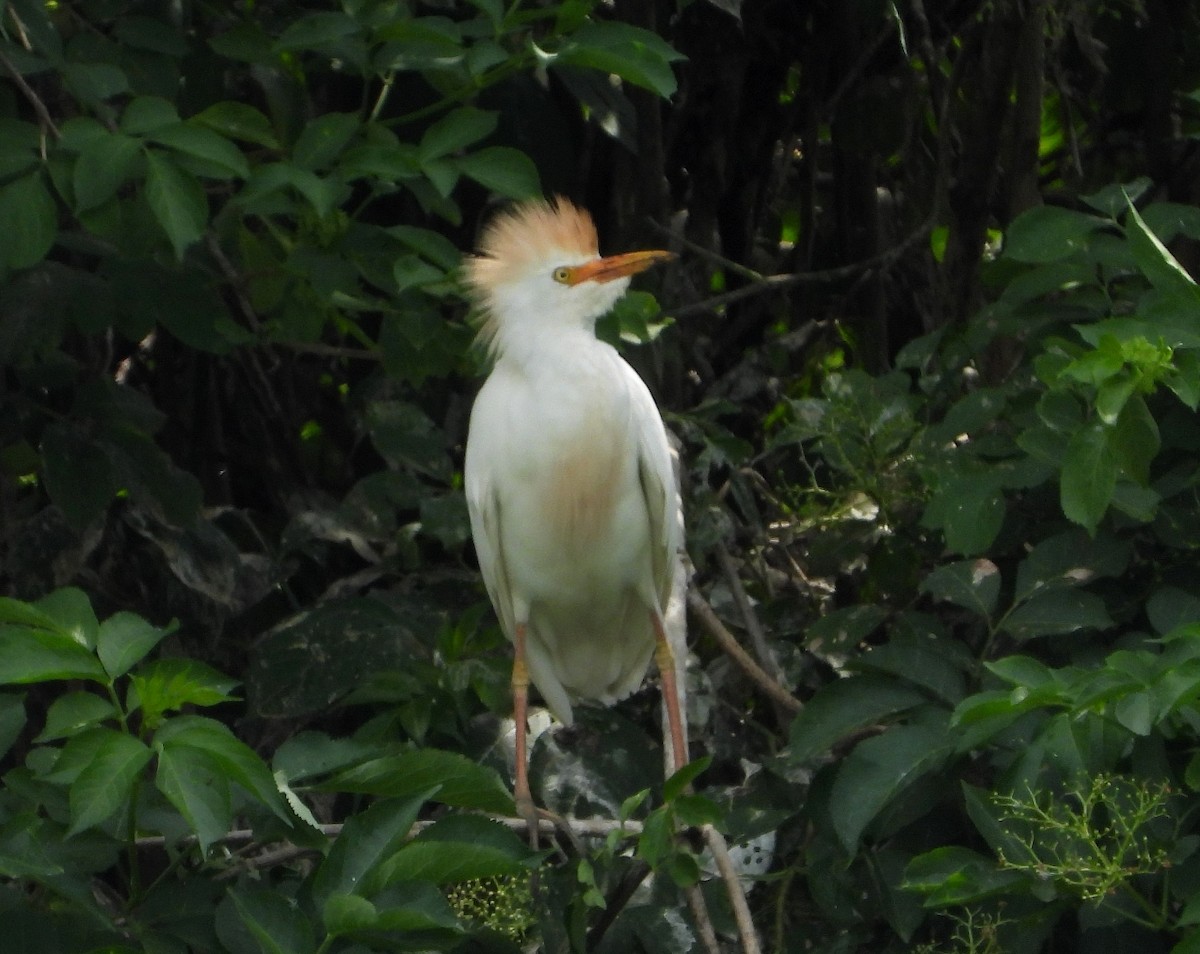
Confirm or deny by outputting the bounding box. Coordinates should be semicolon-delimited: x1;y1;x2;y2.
464;197;672;355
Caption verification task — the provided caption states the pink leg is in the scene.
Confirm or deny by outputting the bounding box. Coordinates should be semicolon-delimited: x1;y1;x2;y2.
651;609;689;774
512;622;539;848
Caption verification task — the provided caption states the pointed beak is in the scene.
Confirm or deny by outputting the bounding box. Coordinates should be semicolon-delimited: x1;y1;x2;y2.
567;249;675;285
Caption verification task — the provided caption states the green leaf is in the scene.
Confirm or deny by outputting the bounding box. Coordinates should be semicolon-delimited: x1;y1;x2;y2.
322;894;378;937
275;10;359;52
1060;422;1117;533
121;96;181;135
68;729;152;835
292;112;360;171
156;743;231;852
35;691;115;741
311;793;432;906
190;102;280;149
1002;206;1110;263
155;716;291;825
919;559;1001;618
322;748;515;815
380;815;534;884
97;611;169;679
130;658;240;726
144;150;208;259
0;173;56;269
663;755;712;802
553;21;684;97
455;147;540;199
0;624;106;684
1126;198;1200;297
418;107;497;162
1109;395;1160;485
149;124;250;179
923;474;1005;555
1012;529;1130;604
903;845;1023;907
221;887;317;954
1000;589;1114;640
828;722;953;853
36;588;100;649
39;422;119;529
73;132;142;212
787;675;929;764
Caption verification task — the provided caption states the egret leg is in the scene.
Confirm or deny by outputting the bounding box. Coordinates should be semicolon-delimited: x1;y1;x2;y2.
651;609;689;774
510;621;540;848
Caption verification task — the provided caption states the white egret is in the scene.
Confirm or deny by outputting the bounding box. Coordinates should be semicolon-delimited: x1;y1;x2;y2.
462;197;687;835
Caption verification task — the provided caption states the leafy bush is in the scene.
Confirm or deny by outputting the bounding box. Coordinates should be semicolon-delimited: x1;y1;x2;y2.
767;185;1200;951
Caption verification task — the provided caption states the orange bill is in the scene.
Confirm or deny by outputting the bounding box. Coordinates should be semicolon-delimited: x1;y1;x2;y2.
567;249;675;285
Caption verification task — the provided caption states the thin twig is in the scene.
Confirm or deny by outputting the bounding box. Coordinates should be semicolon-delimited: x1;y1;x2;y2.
668;212;935;319
0;46;60;140
704;823;762;954
715;543;785;685
687;589;802;713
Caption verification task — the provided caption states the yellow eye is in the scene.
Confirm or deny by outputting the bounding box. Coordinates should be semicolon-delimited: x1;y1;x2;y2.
551;266;573;285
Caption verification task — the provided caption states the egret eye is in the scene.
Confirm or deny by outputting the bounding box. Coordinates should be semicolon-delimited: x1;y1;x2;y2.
551;266;573;285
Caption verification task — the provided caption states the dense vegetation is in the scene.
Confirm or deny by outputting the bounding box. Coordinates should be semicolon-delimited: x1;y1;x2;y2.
3;0;1200;951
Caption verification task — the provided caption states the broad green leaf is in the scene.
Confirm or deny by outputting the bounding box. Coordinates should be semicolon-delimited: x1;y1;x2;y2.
1002;206;1110;263
121;96;181;135
787;675;929;765
144;150;208;259
1147;587;1200;635
984;655;1056;689
190;102;280;148
63;62;129;105
130;658;240;727
220;887;317;954
455;147;540;199
155;716;291;824
292;112;360;171
923;474;1005;555
322;895;377;937
36;588;99;649
68;730;152;835
35;691;114;741
40;422;119;529
0;173;56;269
97;611;169;679
1081;177;1152;217
149;124;249;179
553;21;684;97
1012;529;1130;604
311;792;432;906
73;132;142;212
380;815;535;885
322;748;515;815
1109;395;1160;485
919;559;1001;618
0;624;106;685
828;722;953;853
852;632;969;705
156;743;231;852
1060;422;1116;533
418;107;497;162
275;10;359;52
1126;198;1200;297
903;845;1025;907
1000;589;1114;640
